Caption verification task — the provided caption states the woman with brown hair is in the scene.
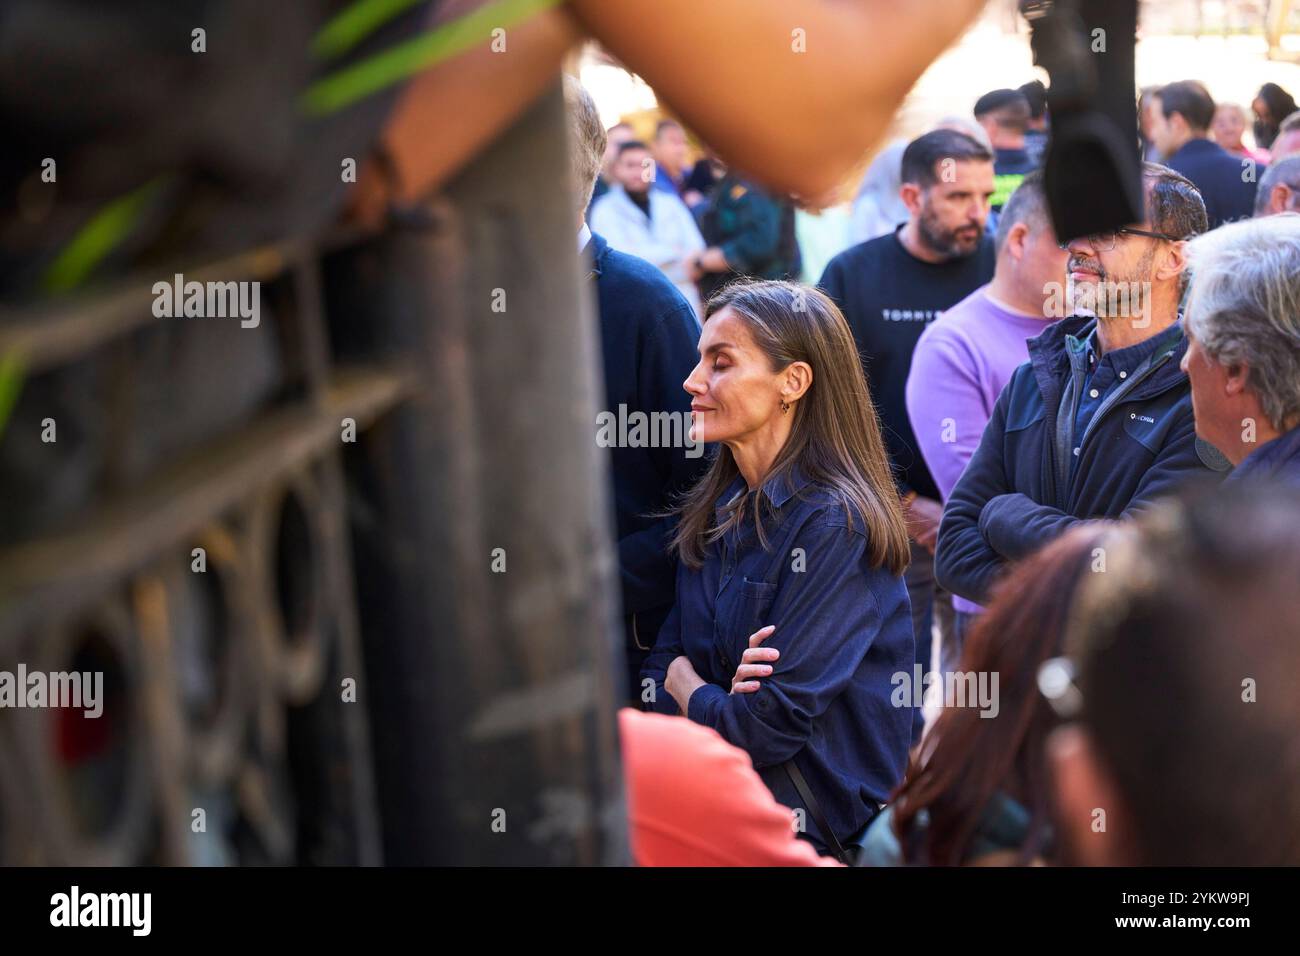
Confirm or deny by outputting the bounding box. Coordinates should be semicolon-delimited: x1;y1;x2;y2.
640;279;913;862
859;523;1118;866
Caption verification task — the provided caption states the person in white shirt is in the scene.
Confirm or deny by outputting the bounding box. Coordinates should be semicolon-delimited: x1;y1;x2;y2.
590;140;706;316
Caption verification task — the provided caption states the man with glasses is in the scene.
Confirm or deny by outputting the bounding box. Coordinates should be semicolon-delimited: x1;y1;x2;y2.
936;164;1232;608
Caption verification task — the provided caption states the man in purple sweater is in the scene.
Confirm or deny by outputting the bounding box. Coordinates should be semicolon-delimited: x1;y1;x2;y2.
905;171;1066;667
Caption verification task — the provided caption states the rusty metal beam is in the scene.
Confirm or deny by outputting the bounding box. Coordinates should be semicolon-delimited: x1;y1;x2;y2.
0;228;372;377
0;363;415;644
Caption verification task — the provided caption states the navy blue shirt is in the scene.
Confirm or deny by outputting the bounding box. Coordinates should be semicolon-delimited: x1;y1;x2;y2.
1165;138;1258;229
993;147;1037;177
588;232;708;694
640;465;915;851
1069;323;1184;479
1226;421;1300;489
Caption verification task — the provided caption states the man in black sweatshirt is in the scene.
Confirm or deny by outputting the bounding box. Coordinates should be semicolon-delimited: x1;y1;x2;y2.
819;128;995;680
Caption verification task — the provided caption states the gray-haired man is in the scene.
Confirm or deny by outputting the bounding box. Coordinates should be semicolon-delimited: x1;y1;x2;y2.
1253;156;1300;216
1182;213;1300;486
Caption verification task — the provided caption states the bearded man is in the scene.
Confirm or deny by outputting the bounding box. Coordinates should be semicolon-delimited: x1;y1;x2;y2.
936;163;1232;606
819;128;995;684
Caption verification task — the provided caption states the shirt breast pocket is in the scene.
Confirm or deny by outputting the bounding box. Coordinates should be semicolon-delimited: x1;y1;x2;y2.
716;577;778;673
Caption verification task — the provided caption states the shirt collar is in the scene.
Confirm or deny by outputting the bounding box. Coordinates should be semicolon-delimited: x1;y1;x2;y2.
713;474;747;520
764;462;814;508
1069;320;1182;373
712;462;813;518
584;231;609;281
577;223;591;254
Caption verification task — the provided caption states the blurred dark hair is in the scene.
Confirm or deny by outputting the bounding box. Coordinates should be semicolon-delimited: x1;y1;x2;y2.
1018;80;1048;119
1070;484;1300;865
1257;82;1298;125
617;140;649;156
889;525;1108;865
900;129;992;189
974;89;1031;132
1157;80;1216;132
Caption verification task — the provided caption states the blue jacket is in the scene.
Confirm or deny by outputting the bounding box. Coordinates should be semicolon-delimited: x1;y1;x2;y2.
936;316;1231;605
640;465;915;851
1165;138;1258;229
588;233;708;677
1226;421;1300;489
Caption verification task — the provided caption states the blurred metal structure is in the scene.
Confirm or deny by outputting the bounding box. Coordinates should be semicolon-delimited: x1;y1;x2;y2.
1268;0;1296;56
0;85;627;865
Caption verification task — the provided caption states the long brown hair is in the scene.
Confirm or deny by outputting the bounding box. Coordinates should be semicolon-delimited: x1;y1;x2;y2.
670;279;909;575
890;525;1108;865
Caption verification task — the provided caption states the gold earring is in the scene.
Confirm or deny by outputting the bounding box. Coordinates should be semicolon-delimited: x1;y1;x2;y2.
781;400;791;413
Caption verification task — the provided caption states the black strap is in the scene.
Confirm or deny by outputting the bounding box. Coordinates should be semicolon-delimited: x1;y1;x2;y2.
784;759;852;865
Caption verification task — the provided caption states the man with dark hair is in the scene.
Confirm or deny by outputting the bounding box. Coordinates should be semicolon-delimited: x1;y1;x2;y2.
937;163;1231;607
1151;80;1258;228
906;171;1066;656
819;128;995;683
974;89;1036;176
974;89;1037;220
565;79;707;702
